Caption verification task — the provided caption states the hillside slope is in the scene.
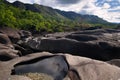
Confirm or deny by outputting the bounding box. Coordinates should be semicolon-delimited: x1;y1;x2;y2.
0;0;117;32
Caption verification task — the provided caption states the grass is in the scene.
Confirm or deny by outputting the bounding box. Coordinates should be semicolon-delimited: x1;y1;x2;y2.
23;73;54;80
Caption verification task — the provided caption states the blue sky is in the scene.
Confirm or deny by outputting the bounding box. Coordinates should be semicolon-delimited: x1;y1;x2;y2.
7;0;120;23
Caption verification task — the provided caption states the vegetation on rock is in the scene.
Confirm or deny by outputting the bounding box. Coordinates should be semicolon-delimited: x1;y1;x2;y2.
24;73;53;80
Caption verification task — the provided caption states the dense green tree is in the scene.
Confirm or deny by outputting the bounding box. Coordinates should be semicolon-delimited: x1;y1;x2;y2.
0;8;16;28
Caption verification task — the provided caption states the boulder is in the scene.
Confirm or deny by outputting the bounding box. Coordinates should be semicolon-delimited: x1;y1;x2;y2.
0;52;53;80
0;33;11;45
107;59;120;67
0;33;19;61
64;54;120;80
0;44;19;61
21;29;120;61
0;27;21;43
25;37;120;60
14;55;68;80
0;52;120;80
65;34;97;41
19;30;32;39
13;44;33;56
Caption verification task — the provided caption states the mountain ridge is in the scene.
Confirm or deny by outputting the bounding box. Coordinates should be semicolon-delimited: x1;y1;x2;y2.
11;0;108;24
0;0;118;32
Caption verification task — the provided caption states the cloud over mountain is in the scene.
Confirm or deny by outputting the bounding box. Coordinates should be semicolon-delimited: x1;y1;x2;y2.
7;0;120;23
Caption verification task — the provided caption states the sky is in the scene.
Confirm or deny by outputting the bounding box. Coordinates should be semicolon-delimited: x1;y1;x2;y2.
7;0;120;23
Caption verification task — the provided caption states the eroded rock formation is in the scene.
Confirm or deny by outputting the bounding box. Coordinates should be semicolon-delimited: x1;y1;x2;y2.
19;29;120;61
0;33;19;61
1;28;120;80
0;52;120;80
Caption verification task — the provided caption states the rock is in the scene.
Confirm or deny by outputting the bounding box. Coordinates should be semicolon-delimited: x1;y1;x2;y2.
45;32;73;38
63;75;71;80
26;37;120;60
0;33;11;45
0;44;19;60
22;29;120;61
107;59;120;67
0;52;120;80
0;33;19;61
64;54;120;80
0;52;53;80
13;44;33;56
85;26;102;30
19;30;32;39
14;55;68;80
67;69;80;80
65;34;97;41
0;27;21;43
73;29;120;35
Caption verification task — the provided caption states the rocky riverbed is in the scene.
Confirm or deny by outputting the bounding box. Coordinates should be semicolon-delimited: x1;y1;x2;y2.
0;27;120;80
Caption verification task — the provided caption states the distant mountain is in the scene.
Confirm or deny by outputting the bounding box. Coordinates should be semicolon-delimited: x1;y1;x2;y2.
0;0;118;32
11;1;108;24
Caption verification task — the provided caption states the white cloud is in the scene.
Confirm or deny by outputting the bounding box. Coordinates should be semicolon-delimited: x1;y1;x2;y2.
7;0;33;3
7;0;120;23
106;0;112;2
7;0;16;3
102;3;111;9
54;1;88;12
37;0;57;7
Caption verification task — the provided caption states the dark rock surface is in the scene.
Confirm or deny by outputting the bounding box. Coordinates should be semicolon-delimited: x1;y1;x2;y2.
19;30;32;39
14;55;68;80
65;34;98;41
20;29;120;61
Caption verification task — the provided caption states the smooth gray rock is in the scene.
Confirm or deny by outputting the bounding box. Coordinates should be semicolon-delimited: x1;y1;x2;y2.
14;55;69;80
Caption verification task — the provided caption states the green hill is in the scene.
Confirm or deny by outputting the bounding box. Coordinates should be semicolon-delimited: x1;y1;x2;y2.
0;0;118;33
